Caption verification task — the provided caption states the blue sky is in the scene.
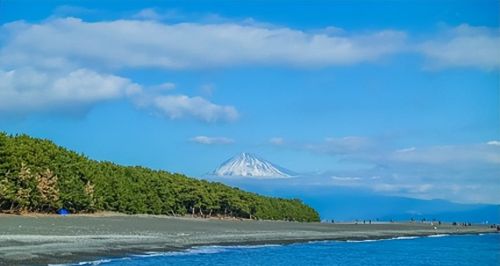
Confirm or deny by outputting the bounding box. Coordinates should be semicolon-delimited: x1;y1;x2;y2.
0;0;499;204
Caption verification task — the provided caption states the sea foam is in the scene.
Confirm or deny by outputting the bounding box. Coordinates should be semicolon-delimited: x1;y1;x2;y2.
55;244;282;265
427;234;450;238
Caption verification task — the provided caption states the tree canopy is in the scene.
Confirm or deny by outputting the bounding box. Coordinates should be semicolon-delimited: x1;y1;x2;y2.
0;133;320;222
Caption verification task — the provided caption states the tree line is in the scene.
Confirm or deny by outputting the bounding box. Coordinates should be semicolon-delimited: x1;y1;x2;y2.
0;133;320;222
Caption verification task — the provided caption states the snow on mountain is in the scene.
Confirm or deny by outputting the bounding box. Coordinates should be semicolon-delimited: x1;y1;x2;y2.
212;153;293;178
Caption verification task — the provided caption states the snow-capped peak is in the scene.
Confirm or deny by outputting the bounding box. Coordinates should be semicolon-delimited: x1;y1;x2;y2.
212;153;292;178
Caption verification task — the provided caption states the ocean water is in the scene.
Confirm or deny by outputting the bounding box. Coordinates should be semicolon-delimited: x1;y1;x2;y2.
71;234;499;266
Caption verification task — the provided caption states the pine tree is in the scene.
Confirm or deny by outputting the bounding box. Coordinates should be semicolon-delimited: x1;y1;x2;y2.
15;163;35;213
35;169;61;211
0;177;15;211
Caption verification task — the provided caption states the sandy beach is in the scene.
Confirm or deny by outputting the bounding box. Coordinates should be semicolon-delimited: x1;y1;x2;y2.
0;214;497;265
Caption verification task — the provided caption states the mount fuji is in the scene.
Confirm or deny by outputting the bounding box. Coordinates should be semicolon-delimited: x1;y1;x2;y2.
212;153;293;178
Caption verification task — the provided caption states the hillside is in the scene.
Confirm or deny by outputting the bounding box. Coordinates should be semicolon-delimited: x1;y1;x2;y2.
0;133;319;222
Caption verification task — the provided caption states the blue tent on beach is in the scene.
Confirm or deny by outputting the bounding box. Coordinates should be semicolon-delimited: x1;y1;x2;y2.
57;208;70;216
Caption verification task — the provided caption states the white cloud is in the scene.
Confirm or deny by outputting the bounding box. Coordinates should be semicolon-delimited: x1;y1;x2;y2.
269;137;285;145
308;136;375;155
150;82;176;91
0;65;238;122
132;8;185;21
321;162;500;203
361;142;500;203
0;17;497;119
487;140;500;146
272;136;500;203
419;24;500;69
132;8;165;21
148;94;239;122
396;147;416;153
302;136;500;166
52;5;96;17
388;143;500;165
190;136;235;145
199;84;215;96
0;67;141;113
372;183;434;194
331;176;362;181
0;18;407;70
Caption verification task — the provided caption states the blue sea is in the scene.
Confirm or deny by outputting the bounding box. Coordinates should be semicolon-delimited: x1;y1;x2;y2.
70;234;499;266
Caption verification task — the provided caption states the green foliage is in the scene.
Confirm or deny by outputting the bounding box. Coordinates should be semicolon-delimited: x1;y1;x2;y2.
0;133;320;222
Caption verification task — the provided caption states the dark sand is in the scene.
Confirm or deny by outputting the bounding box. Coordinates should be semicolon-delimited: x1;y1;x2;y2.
0;214;497;265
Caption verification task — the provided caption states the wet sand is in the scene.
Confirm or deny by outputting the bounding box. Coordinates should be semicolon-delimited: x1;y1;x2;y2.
0;214;497;265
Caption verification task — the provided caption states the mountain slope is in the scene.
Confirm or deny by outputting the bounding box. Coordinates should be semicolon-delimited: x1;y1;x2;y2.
213;153;293;178
0;133;319;222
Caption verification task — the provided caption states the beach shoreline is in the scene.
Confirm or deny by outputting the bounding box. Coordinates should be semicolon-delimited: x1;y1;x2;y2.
0;214;497;265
